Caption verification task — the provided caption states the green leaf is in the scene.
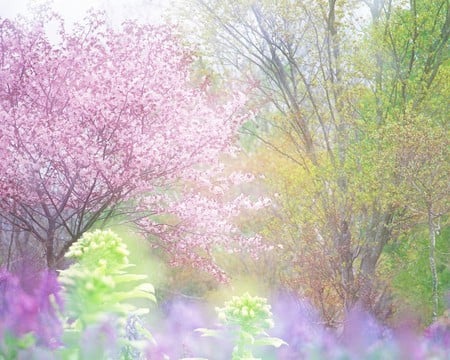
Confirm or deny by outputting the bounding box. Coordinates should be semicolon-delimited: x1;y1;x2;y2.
195;328;223;338
114;273;148;283
114;288;157;303
240;331;255;344
253;337;288;348
134;282;155;294
134;322;157;345
16;333;36;349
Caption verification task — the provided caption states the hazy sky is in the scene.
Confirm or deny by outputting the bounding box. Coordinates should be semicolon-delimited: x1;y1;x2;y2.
0;0;174;25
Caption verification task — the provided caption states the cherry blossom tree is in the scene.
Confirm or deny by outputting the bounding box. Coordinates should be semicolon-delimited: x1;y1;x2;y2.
0;9;255;273
137;164;271;281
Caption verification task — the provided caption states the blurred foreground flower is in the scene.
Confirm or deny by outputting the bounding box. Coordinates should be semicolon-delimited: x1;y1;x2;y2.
0;268;62;358
424;310;450;356
146;297;228;359
59;229;156;358
197;293;287;359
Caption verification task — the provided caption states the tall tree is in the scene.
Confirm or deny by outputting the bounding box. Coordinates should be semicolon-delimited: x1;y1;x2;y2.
358;0;449;321
183;0;383;317
0;9;252;272
182;0;449;320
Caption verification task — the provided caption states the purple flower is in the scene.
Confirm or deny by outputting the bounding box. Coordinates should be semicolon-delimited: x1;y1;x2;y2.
147;297;232;359
80;316;120;359
340;304;386;357
424;310;450;349
269;291;326;358
0;268;62;348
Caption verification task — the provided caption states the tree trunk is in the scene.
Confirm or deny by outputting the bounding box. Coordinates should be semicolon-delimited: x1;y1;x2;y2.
360;211;393;277
46;221;56;269
337;220;356;311
428;206;439;322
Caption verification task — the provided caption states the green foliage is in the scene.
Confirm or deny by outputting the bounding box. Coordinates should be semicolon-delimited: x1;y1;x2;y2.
59;229;156;358
0;332;35;360
183;0;450;324
198;293;287;359
381;224;450;323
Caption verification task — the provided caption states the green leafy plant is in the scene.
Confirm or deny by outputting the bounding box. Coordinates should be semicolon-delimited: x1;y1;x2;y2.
59;229;156;358
197;293;287;359
0;332;35;360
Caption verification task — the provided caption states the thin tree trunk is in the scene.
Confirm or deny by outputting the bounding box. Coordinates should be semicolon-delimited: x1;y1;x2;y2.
6;229;14;271
6;204;18;271
428;206;439;322
46;221;56;269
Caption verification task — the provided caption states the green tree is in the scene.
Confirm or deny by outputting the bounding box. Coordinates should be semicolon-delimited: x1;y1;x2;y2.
179;0;449;323
357;0;449;322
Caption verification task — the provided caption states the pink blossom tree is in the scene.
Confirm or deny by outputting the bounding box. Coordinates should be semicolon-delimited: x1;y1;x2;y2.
0;10;256;273
137;164;271;281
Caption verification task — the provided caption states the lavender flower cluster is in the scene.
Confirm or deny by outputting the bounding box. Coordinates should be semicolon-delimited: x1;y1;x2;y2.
0;268;449;359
